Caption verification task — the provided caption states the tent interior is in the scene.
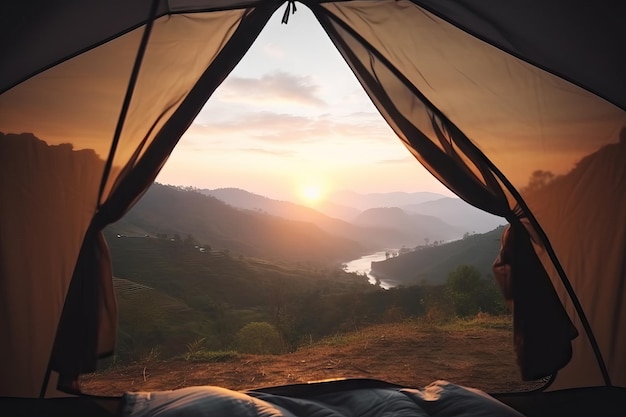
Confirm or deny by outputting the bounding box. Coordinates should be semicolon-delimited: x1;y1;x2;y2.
1;0;625;416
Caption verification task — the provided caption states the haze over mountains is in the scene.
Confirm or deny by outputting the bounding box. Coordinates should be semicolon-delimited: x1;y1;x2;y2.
203;187;504;241
109;183;504;265
109;183;366;264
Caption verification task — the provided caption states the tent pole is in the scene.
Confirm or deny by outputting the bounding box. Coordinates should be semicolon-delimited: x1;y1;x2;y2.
38;365;52;398
96;0;160;207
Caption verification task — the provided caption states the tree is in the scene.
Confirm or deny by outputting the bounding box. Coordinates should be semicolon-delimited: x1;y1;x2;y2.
445;265;507;317
445;265;485;317
399;245;411;255
524;170;555;193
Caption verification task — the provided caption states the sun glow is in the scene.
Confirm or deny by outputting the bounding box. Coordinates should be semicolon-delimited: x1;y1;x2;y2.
300;184;323;206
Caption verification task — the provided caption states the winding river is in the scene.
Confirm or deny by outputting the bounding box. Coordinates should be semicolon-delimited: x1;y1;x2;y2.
343;250;399;289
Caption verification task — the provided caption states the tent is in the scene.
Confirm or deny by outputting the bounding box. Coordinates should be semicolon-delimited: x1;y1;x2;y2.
1;0;625;414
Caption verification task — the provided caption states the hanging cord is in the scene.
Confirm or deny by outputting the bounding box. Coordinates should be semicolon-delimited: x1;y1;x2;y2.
282;0;297;24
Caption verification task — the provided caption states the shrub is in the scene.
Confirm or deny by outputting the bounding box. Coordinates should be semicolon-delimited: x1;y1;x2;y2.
236;322;283;354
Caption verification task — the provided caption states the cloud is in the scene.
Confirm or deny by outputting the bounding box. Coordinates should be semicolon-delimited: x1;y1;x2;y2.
238;147;297;157
216;71;326;106
186;110;400;149
261;42;285;58
377;156;417;165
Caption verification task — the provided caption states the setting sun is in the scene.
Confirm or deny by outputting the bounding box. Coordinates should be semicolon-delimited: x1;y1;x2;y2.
300;185;323;205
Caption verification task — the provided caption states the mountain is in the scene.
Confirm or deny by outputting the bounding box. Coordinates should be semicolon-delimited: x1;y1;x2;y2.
107;183;366;264
201;188;356;226
201;188;428;250
402;197;505;234
353;207;465;247
314;201;362;222
204;188;362;222
328;190;448;211
370;226;506;286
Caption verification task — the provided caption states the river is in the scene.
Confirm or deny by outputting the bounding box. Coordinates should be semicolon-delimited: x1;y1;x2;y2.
343;250;399;289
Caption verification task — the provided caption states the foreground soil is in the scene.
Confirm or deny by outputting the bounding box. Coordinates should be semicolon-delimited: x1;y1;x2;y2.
81;320;542;396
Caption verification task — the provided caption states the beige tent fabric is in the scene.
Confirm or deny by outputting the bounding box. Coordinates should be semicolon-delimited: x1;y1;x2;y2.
520;135;626;389
0;133;103;396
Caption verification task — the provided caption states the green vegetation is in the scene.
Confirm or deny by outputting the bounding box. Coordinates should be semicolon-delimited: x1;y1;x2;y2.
445;265;507;317
185;350;239;363
103;230;509;369
370;226;506;285
236;322;283;354
440;312;512;331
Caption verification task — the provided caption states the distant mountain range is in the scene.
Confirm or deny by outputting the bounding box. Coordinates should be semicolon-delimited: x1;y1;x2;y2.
402;197;505;233
202;187;503;247
326;190;447;212
109;184;366;265
352;207;464;244
108;183;506;266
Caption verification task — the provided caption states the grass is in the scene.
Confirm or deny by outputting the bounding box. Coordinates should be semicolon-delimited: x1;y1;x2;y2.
307;314;512;350
185;350;239;363
440;312;512;331
82;314;543;396
318;331;367;347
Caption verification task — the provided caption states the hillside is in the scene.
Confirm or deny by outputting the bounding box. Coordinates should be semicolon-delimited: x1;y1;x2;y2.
106;233;373;310
108;183;366;264
203;188;359;222
201;188;412;249
370;226;506;285
403;197;505;234
106;234;377;358
327;190;447;211
353;207;464;246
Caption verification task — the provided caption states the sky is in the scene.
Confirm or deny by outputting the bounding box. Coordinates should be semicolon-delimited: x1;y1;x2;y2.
154;6;453;205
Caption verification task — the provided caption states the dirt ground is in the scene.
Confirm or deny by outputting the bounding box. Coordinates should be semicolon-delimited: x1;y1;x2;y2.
81;322;542;396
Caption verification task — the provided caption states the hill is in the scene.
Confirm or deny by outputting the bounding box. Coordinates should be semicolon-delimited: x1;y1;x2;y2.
203;188;359;222
201;188;412;249
370;226;506;286
107;183;366;264
203;188;489;247
353;207;464;246
327;190;447;211
106;232;373;310
105;234;377;358
403;197;505;234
